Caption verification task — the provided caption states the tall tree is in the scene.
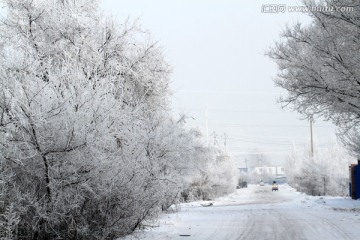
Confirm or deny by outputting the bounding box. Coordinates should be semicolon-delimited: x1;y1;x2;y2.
0;1;239;239
268;0;360;150
0;0;173;238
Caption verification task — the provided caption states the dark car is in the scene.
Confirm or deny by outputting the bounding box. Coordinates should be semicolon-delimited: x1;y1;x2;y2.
272;181;278;191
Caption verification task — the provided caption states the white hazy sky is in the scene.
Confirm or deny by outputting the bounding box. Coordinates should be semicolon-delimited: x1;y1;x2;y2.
100;0;337;167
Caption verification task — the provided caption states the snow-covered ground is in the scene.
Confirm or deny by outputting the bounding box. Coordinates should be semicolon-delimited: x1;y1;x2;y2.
120;184;360;240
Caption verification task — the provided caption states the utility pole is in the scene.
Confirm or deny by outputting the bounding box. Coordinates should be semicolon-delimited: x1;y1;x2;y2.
223;133;228;147
310;115;314;157
205;108;209;147
212;131;218;146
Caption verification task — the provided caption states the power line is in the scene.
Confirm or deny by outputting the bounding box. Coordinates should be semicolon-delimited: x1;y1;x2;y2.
176;89;281;95
186;122;334;128
229;150;297;154
175;107;287;114
227;137;295;146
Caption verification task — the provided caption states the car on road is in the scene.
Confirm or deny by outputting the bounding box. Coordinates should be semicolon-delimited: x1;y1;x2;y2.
237;181;248;189
259;181;265;186
272;183;279;191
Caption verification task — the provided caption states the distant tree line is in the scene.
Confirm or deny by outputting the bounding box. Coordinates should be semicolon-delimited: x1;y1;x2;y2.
285;141;354;196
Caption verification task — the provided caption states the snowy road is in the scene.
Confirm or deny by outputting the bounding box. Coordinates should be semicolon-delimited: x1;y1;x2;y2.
122;185;360;240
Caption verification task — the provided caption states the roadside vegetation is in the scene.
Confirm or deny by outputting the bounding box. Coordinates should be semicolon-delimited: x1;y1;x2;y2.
269;0;360;196
0;1;238;239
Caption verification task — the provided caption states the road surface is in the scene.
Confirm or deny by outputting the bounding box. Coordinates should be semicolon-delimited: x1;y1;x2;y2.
122;184;360;240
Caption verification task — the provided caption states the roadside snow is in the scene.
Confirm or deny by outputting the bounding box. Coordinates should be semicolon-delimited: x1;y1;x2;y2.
297;192;360;212
119;184;360;240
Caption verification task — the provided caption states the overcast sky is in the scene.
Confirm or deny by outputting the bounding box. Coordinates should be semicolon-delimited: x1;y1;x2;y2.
100;0;337;167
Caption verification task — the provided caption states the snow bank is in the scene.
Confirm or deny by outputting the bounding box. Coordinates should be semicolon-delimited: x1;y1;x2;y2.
118;184;360;240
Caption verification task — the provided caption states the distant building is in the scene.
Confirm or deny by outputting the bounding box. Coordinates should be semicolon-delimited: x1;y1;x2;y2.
237;166;286;184
238;168;248;173
253;166;285;176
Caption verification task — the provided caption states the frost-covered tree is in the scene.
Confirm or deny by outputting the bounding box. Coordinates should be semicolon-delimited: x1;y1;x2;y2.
0;1;238;239
180;146;238;201
286;141;354;196
268;0;360;155
0;0;173;238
